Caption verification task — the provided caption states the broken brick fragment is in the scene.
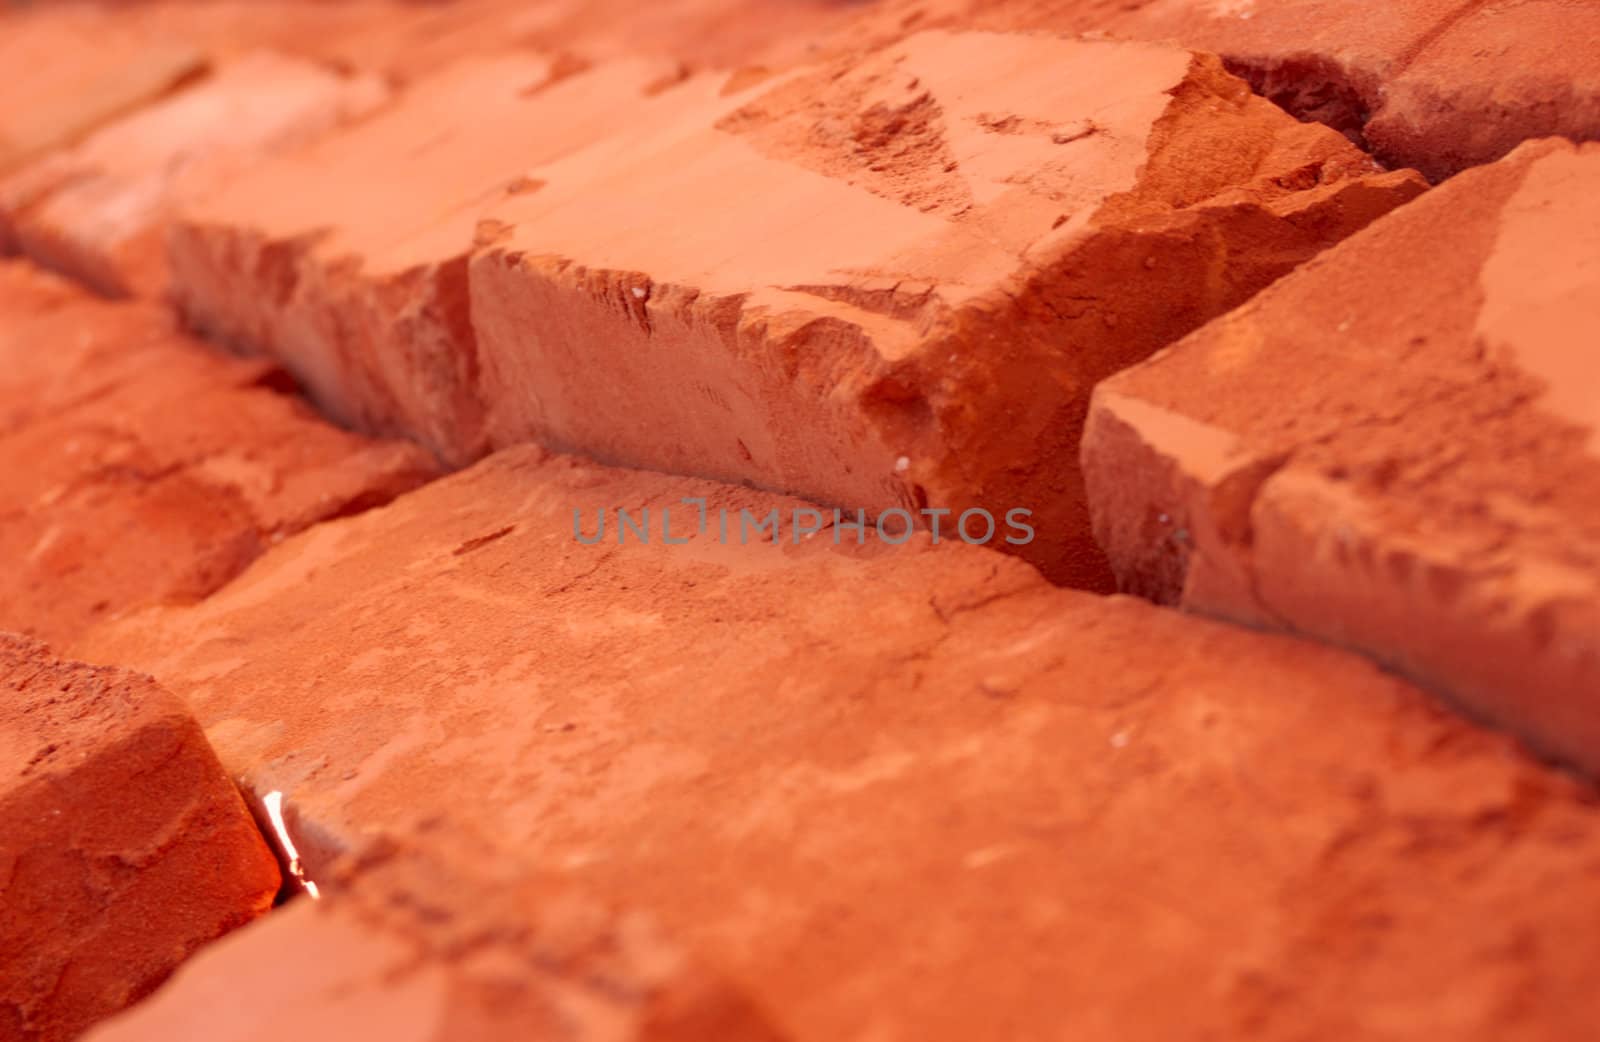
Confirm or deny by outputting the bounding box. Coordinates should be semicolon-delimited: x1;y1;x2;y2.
0;635;281;1042
466;31;1424;586
1083;137;1600;773
0;52;387;298
168;53;680;464
0;263;439;645
73;447;1600;1041
82;825;786;1042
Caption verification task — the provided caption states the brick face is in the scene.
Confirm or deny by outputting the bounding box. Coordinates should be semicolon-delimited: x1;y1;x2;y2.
0;53;386;298
0;263;437;645
1083;138;1600;773
840;0;1600;180
2;2;1598;1039
0;635;281;1042
462;34;1421;588
71;446;1600;1042
167;54;677;464
82;827;787;1042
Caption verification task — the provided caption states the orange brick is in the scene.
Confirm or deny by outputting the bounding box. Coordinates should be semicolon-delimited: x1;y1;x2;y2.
1110;0;1600;180
73;446;1600;1042
0;264;438;644
866;0;1600;179
0;8;202;180
83;827;784;1042
466;31;1423;586
1083;138;1600;771
0;262;176;436
122;0;869;81
1;53;386;297
169;54;678;463
0;635;280;1042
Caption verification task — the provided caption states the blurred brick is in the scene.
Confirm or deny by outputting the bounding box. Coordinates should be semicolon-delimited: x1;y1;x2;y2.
0;7;202;181
0;264;438;644
1;52;386;297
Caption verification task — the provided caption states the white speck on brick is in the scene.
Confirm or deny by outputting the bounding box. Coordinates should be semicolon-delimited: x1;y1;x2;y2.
895;456;910;472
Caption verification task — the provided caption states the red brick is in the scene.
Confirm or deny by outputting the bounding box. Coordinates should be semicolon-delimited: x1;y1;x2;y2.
82;827;784;1042
72;446;1600;1042
0;264;438;644
1083;138;1600;771
1368;0;1600;180
117;0;859;83
1;52;386;297
0;635;280;1042
0;263;176;436
861;0;1600;179
1116;0;1600;181
467;31;1423;586
0;8;203;181
169;53;679;464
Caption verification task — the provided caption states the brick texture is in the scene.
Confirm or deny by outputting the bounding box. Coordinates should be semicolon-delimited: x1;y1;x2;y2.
0;635;280;1042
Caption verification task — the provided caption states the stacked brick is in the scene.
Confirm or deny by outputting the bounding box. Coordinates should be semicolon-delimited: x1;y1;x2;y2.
1;0;1598;1040
169;30;1424;586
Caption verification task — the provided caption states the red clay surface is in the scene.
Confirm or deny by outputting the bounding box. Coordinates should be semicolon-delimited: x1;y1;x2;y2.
1083;137;1600;774
470;32;1421;589
71;447;1600;1042
0;10;202;181
0;262;438;645
117;0;865;81
168;52;679;464
0;635;281;1042
84;826;787;1042
170;31;1422;586
1;52;385;297
839;0;1600;180
2;1;1598;1040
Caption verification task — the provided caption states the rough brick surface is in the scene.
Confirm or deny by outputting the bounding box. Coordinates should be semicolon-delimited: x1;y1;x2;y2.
1116;0;1600;181
1083;138;1600;772
83;827;785;1042
73;448;1600;1042
0;52;386;298
0;635;281;1042
169;53;676;464
0;8;202;182
466;31;1423;587
848;0;1600;180
0;263;438;644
